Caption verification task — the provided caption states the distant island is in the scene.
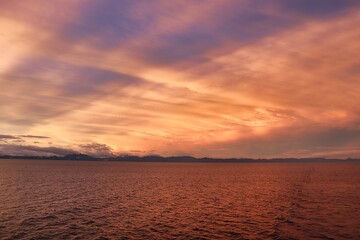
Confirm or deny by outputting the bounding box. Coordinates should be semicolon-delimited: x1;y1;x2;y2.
0;154;359;163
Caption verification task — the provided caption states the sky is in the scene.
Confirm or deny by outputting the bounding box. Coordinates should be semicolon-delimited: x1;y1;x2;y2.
1;0;360;158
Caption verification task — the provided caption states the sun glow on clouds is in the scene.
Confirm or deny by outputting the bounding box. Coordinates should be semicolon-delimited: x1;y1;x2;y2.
1;0;360;158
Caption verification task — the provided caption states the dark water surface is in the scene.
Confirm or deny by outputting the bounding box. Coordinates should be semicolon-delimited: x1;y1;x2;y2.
0;160;359;239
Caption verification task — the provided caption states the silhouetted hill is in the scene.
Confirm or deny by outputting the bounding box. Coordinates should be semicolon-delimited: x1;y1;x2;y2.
63;153;95;160
0;154;359;163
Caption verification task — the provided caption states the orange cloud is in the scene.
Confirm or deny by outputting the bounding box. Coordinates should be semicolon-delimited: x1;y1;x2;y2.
1;2;359;158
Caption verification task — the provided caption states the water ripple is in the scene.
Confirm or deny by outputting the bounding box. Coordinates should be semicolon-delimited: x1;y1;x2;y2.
0;160;359;239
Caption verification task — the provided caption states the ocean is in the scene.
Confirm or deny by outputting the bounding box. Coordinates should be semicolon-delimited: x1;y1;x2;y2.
0;159;359;239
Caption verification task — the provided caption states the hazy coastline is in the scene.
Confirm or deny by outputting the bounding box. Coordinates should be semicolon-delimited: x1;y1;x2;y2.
1;154;359;163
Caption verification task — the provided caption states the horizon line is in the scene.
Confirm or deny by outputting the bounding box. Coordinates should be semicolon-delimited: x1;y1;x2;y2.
0;153;359;162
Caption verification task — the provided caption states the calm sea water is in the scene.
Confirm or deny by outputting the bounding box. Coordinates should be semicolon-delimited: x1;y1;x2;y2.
0;160;359;240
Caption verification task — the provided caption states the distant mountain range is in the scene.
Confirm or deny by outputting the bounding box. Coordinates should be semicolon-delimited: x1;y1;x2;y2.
0;153;359;162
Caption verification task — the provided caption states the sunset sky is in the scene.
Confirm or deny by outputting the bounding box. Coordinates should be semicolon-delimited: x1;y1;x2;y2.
1;0;360;158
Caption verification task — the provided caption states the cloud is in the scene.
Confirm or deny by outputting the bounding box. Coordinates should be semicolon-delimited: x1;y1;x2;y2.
20;135;50;139
0;144;77;156
0;134;20;140
79;143;115;157
186;124;360;158
0;1;359;158
272;0;360;18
